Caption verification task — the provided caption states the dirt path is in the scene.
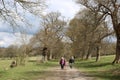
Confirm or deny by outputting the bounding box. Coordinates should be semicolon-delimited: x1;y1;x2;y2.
37;66;93;80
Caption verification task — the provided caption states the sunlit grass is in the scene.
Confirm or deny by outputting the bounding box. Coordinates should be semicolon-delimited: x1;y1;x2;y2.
0;58;58;80
75;55;120;80
0;55;120;80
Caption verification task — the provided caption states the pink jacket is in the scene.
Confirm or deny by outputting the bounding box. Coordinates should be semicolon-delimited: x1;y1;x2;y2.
59;59;66;65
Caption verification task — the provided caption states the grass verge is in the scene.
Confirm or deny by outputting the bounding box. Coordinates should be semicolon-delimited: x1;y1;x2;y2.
0;58;58;80
75;55;120;80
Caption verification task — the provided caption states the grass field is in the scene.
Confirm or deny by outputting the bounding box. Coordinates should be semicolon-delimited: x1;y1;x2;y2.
75;55;120;80
0;57;58;80
0;55;120;80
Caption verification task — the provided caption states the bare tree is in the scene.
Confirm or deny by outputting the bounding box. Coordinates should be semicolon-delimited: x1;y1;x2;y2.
67;18;87;59
34;12;66;61
13;33;33;65
2;45;17;58
0;0;46;64
76;0;120;64
0;0;46;26
67;9;113;61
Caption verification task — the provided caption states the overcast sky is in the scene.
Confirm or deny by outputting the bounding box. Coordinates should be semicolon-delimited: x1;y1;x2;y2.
46;0;81;18
0;0;81;47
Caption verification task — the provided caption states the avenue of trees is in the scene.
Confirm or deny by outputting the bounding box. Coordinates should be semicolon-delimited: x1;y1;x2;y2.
67;9;114;62
0;0;119;65
76;0;120;64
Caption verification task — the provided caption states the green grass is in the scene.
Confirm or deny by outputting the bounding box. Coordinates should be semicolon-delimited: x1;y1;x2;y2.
0;56;120;80
75;55;120;80
0;58;58;80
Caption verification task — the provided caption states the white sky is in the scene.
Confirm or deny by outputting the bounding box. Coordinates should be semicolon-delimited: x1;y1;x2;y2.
0;0;81;47
46;0;81;19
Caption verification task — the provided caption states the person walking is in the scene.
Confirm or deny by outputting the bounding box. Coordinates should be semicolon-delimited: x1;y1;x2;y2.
59;57;66;69
69;56;74;69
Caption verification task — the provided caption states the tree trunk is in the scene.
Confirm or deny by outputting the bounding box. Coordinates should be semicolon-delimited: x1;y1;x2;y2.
112;31;120;63
86;46;92;60
47;50;52;60
41;47;48;62
112;41;120;64
81;50;86;60
112;23;120;64
96;46;100;62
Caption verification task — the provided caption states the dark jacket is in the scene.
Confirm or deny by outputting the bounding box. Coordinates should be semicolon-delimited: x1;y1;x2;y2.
69;58;74;63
